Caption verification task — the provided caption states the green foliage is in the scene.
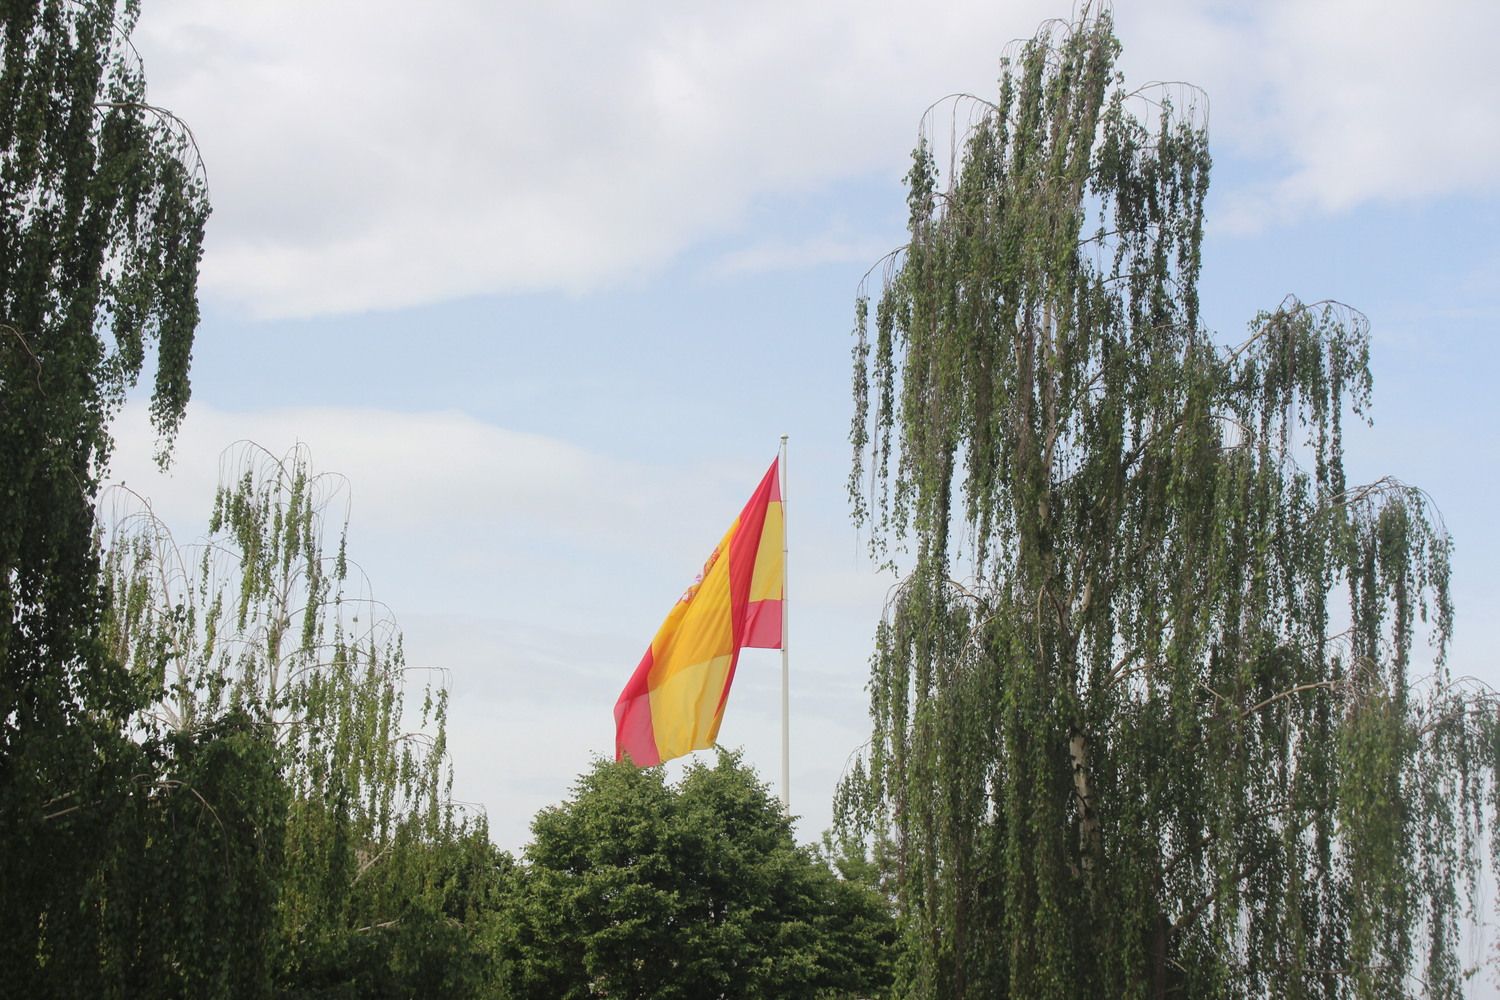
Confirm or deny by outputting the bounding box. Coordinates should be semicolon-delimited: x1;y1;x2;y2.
101;443;498;996
842;11;1497;1000
491;751;895;1000
0;0;214;991
113;715;287;1000
9;712;285;1000
278;820;504;1000
0;0;208;729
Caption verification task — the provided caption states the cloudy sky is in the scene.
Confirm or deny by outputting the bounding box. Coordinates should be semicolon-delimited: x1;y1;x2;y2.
107;0;1499;901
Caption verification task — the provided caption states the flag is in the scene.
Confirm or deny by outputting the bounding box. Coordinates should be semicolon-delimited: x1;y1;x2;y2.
614;458;784;766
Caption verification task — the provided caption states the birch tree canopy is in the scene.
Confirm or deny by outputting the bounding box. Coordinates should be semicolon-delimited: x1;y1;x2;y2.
840;11;1496;999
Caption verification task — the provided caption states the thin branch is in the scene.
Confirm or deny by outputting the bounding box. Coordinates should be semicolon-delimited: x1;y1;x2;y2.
0;322;45;393
93;101;208;187
1226;297;1368;362
352;840;394;885
351;919;400;934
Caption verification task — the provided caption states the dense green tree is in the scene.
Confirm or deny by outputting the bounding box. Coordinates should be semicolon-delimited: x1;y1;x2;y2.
840;11;1496;1000
492;752;894;1000
107;714;287;1000
102;443;497;997
0;0;213;991
0;0;206;727
6;705;284;1000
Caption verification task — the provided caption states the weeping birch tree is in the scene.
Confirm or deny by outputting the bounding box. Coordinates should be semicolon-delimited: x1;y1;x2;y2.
102;443;491;994
0;1;215;987
839;11;1498;1000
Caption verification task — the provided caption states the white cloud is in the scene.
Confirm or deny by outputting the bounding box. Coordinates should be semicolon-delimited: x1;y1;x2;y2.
106;401;754;638
132;0;1057;318
110;402;636;531
1147;0;1500;232
131;2;1500;312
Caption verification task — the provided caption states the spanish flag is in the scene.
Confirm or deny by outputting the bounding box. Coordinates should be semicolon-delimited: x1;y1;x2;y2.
614;458;784;766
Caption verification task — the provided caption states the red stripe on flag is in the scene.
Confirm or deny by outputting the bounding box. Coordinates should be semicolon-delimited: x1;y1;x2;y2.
713;459;779;718
742;598;782;648
613;647;660;766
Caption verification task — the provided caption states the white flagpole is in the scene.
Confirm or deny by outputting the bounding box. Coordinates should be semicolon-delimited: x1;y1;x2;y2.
779;434;790;811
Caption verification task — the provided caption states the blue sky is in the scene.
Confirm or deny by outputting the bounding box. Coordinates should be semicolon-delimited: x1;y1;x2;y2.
106;0;1499;910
